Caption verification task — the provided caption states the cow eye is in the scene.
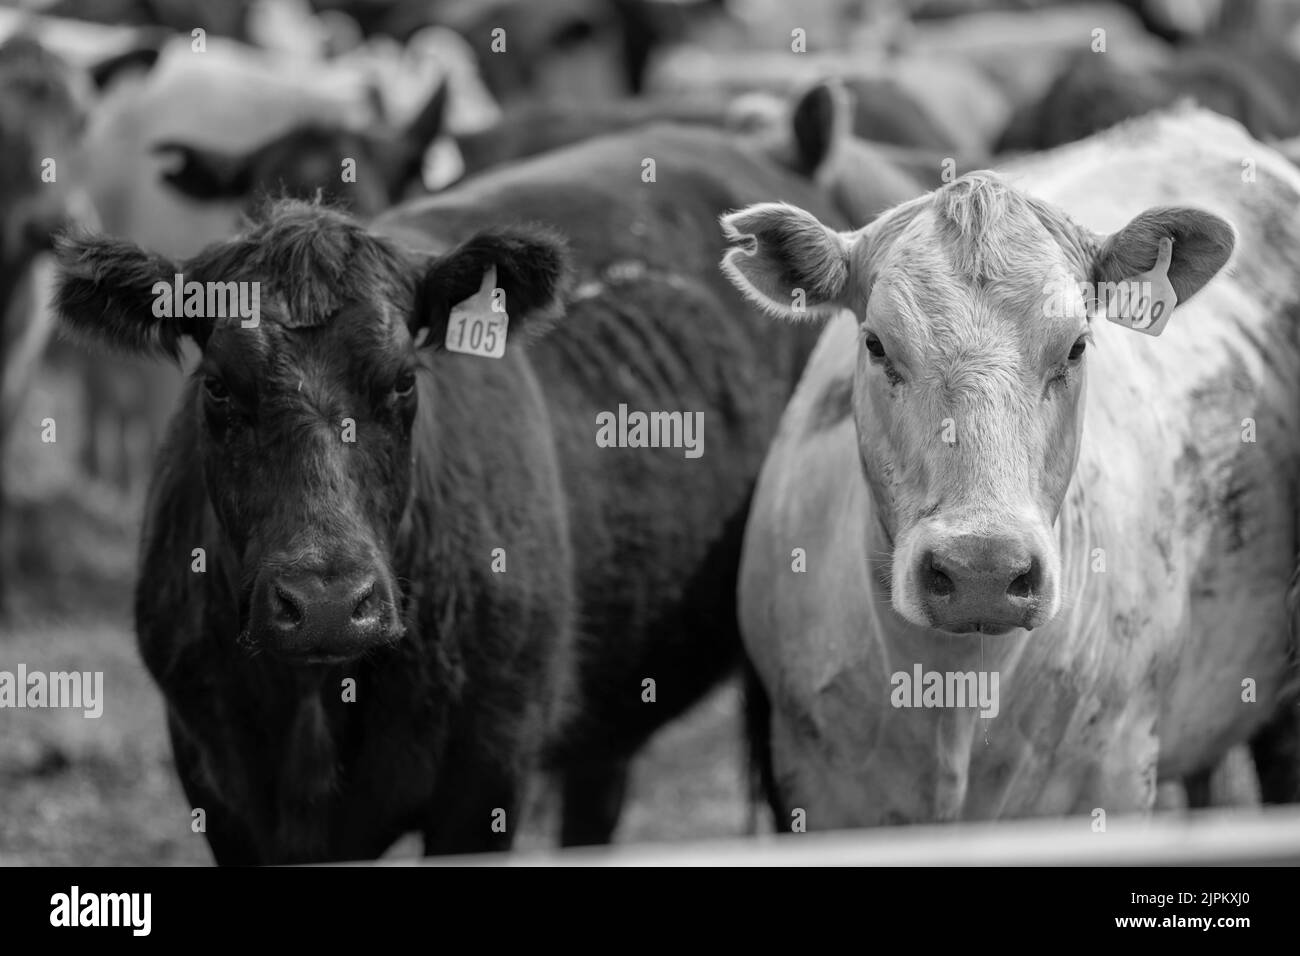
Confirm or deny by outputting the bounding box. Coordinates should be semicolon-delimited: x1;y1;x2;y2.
865;333;887;359
204;376;229;401
1068;336;1087;361
393;372;416;398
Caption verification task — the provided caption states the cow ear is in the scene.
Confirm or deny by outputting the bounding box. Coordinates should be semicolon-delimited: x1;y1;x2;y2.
155;141;256;201
789;81;850;179
53;230;197;360
744;81;850;180
377;78;451;199
1094;206;1235;306
402;78;449;160
414;227;569;348
720;202;852;320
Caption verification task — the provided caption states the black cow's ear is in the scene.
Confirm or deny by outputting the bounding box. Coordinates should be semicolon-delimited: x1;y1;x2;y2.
790;80;850;179
53;230;199;360
399;79;449;172
154;141;256;201
414;226;569;349
371;78;451;201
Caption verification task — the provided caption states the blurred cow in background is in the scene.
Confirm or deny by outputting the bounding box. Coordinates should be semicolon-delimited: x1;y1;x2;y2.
998;41;1300;152
0;35;90;426
0;31;149;611
152;77;449;217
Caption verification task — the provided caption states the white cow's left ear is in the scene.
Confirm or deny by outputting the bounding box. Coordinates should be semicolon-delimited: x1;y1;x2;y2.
1093;206;1235;333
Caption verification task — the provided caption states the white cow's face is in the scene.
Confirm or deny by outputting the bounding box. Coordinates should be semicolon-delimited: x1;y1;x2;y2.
851;180;1093;633
722;172;1234;636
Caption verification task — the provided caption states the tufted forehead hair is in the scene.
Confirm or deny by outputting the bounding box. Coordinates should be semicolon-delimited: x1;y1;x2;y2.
856;172;1096;326
188;199;417;329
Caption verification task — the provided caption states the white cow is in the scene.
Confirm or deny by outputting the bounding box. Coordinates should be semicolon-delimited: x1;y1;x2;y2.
721;106;1300;826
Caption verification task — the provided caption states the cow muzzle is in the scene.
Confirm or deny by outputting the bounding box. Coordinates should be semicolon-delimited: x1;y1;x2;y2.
909;529;1054;634
246;563;404;664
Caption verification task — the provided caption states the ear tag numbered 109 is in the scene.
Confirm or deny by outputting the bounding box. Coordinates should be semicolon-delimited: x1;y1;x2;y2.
1105;236;1177;337
445;266;508;358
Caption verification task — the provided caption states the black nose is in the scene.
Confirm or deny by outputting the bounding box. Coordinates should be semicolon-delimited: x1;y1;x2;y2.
918;534;1044;633
251;567;401;662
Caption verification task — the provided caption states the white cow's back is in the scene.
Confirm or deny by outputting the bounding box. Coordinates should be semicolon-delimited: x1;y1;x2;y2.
1013;108;1300;771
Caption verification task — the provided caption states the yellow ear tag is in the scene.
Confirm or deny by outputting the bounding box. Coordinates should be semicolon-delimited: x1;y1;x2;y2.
1105;236;1177;337
445;266;508;358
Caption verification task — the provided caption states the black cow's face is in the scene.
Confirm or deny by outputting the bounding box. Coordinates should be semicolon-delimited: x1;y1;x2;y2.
199;305;418;663
53;201;568;665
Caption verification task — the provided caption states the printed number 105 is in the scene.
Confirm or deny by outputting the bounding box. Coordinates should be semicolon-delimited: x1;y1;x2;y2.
453;315;503;353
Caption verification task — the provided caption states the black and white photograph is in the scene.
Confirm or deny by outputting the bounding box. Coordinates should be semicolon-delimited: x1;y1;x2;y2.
0;0;1298;925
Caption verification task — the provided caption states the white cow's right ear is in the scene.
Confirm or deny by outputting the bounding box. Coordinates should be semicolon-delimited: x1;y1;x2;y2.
720;202;851;321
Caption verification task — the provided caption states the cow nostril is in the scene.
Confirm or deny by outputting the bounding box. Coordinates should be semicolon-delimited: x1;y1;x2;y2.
351;582;378;622
272;585;305;627
1007;559;1040;599
923;553;955;598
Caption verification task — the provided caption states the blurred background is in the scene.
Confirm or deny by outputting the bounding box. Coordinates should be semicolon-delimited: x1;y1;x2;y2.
1;0;1296;864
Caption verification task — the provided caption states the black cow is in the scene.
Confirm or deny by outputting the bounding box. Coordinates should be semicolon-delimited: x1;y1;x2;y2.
68;80;448;492
53;119;918;863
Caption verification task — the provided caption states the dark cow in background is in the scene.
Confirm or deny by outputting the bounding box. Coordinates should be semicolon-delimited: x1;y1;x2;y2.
456;95;735;177
998;41;1300;152
453;80;984;185
458;81;937;221
368;0;726;99
153;78;449;217
52;115;919;862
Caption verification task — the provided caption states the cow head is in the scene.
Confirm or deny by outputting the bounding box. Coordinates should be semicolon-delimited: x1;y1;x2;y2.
54;201;567;663
152;79;449;218
722;172;1233;634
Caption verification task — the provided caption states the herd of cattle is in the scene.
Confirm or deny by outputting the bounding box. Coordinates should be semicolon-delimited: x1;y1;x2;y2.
3;0;1300;863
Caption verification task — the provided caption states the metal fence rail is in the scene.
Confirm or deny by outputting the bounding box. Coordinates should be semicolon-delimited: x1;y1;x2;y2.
379;806;1300;866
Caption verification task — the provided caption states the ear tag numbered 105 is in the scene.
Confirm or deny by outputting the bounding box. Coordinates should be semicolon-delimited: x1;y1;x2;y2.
445;266;508;358
1105;236;1177;337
